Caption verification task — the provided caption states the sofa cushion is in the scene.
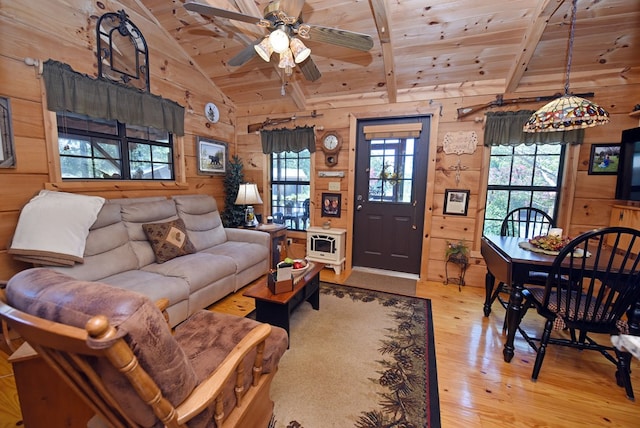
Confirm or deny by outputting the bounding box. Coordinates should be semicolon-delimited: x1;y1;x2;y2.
173;195;228;251
142;252;236;295
6;268;198;427
142;218;196;263
52;203;139;281
121;199;179;267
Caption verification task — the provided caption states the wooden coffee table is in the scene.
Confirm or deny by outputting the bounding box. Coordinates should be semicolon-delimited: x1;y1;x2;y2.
243;262;325;344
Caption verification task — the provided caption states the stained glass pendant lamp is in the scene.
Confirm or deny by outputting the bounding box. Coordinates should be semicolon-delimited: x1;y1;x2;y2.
523;0;609;133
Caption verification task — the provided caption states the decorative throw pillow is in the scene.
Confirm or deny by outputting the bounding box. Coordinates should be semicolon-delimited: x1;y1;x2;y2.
142;218;196;263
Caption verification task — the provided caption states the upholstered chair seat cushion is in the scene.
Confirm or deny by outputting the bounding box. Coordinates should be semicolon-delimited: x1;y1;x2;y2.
174;311;288;427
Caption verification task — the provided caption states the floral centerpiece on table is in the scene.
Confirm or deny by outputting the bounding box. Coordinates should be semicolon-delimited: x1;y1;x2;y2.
529;234;571;252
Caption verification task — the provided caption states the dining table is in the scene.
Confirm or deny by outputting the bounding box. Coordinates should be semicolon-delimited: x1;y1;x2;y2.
480;234;640;363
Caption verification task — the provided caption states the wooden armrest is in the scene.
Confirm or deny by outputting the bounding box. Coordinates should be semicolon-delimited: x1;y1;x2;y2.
174;323;272;424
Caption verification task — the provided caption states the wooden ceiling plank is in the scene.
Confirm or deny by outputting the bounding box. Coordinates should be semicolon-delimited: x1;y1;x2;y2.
505;0;564;92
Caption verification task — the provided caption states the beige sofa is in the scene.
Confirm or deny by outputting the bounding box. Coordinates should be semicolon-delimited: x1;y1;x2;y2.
43;194;269;327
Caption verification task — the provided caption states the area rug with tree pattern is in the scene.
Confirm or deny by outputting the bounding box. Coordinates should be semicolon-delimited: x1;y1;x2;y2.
269;283;440;428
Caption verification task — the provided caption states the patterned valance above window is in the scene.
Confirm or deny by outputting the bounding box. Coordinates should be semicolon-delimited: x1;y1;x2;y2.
42;60;184;136
261;126;316;154
484;110;583;147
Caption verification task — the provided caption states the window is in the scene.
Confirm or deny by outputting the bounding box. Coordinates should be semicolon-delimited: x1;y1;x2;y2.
57;111;173;180
271;149;311;231
483;143;565;235
368;137;414;203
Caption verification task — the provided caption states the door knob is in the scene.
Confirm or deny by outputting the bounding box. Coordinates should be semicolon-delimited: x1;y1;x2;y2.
356;204;363;211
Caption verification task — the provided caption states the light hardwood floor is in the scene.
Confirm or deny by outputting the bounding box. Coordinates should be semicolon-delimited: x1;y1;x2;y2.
1;269;640;427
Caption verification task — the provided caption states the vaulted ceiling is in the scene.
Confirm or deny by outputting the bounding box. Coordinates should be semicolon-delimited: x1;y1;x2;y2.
139;0;640;114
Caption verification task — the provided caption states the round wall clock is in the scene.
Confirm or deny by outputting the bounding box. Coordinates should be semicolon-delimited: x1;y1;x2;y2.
205;102;219;123
320;131;342;167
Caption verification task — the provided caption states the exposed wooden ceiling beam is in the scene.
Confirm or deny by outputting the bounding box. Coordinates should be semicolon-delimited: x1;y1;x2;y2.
369;0;396;103
505;0;564;92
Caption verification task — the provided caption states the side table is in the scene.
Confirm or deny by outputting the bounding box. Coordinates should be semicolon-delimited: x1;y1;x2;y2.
253;223;288;269
445;253;468;291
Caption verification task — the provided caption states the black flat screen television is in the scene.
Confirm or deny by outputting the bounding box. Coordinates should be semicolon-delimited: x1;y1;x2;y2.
615;126;640;201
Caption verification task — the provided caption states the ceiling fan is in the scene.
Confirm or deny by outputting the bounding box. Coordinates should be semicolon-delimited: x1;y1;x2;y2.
183;0;374;82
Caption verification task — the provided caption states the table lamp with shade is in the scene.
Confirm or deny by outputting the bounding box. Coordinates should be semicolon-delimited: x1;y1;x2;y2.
235;183;263;227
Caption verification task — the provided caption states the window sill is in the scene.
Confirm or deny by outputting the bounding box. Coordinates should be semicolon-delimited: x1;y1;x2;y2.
45;181;189;192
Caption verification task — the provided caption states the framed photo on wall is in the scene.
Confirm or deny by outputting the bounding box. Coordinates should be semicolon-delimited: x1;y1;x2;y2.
321;193;341;217
443;189;470;216
197;137;227;175
588;143;619;175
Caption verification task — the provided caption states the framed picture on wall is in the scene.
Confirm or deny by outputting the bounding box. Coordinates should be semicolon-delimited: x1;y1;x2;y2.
443;189;470;216
197;137;227;175
321;193;341;217
588;143;619;175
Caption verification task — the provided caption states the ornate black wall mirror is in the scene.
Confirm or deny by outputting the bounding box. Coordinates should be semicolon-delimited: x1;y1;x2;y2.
0;97;15;168
97;9;150;91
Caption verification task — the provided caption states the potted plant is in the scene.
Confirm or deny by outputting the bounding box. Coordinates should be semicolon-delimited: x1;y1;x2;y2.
222;155;245;227
445;240;469;264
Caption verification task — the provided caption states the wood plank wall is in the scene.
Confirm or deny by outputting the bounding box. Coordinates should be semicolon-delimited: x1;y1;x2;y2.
1;0;640;287
0;0;236;280
236;86;640;287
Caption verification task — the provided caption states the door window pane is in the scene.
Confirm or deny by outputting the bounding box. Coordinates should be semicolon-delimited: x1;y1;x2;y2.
368;138;414;203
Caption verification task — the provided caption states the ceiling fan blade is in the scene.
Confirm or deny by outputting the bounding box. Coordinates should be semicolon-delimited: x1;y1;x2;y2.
279;0;305;19
228;42;259;67
184;1;263;26
299;57;321;82
307;25;374;51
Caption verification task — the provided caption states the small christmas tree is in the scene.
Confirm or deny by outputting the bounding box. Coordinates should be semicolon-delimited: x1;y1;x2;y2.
222;155;245;227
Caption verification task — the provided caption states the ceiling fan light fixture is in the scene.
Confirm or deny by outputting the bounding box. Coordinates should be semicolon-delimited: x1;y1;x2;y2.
269;28;290;54
524;0;609;133
278;49;295;75
290;37;311;63
254;37;273;62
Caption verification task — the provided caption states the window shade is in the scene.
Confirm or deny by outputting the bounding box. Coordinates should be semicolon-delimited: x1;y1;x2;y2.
42;60;185;136
363;122;423;139
261;126;316;154
484;110;583;146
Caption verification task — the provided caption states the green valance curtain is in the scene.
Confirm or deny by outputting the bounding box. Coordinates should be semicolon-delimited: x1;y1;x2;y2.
484;110;584;146
42;59;185;136
261;126;316;153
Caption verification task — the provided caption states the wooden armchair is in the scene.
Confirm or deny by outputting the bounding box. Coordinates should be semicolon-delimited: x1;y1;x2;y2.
0;268;288;428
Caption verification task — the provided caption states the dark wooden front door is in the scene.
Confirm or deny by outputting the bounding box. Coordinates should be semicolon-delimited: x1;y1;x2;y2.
352;116;430;274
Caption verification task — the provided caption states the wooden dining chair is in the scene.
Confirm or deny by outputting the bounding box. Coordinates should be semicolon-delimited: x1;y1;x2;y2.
518;227;640;400
486;207;555;315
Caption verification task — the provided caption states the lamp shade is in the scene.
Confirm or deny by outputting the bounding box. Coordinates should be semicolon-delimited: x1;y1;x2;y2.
289;37;311;63
523;94;610;133
278;48;295;73
235;183;263;205
269;28;290;54
254;37;273;62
